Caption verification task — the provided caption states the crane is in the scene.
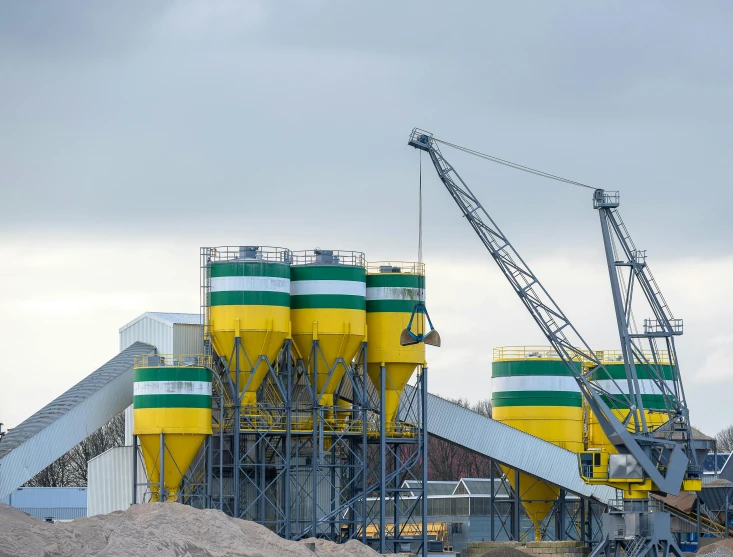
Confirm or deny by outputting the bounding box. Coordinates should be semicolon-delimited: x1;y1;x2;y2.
408;128;702;557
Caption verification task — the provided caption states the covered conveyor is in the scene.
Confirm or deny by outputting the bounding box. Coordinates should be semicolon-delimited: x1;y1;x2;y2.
0;342;155;500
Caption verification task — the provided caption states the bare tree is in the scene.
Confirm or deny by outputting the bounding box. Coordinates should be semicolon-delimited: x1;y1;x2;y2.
24;412;126;487
716;425;733;452
426;397;493;480
472;399;492;418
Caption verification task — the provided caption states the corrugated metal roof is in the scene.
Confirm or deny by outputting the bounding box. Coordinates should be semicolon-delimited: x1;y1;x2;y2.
118;312;201;332
0;342;155;500
406;388;615;503
402;480;460;497
698;479;733;512
459;479;492;495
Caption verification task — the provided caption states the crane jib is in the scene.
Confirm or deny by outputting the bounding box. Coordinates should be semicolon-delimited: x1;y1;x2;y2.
408;127;697;498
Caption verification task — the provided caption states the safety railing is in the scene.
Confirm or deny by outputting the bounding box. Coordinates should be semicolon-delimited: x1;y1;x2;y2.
201;245;292;264
133;354;212;369
290;249;365;267
594;349;671;366
493;346;672;365
366;261;425;275
493;346;579;362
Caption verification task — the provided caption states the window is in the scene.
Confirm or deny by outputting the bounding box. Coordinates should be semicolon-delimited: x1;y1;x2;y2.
594;453;601;466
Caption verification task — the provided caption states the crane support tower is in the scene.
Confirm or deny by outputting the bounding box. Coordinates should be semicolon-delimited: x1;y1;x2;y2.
408;128;702;557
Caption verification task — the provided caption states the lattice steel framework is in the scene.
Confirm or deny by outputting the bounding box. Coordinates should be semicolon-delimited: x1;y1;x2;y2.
171;247;430;554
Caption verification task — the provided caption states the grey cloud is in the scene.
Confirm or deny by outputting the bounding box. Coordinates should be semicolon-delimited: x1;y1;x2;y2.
0;0;731;260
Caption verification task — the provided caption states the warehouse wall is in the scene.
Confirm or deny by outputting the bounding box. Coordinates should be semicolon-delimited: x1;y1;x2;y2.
87;446;147;516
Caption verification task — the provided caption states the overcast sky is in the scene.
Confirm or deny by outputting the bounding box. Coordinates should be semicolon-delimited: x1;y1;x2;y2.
1;2;731;436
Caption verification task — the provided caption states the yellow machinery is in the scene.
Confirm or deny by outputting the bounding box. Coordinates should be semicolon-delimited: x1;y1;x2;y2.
290;250;366;409
581;349;701;497
492;346;583;539
366;262;426;429
586;350;675;454
133;354;212;502
208;246;291;406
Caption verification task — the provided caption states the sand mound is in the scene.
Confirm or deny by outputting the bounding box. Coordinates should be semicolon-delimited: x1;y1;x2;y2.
698;539;733;557
0;502;381;557
478;548;530;557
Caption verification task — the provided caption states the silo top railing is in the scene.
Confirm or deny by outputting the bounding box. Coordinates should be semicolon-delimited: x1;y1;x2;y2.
201;246;293;264
290;249;365;267
366;261;425;275
134;354;213;368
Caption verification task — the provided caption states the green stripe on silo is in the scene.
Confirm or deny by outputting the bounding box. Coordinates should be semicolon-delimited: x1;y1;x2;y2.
210;291;290;307
366;274;424;288
492;360;580;378
210;261;290;278
588;363;676;381
133;394;212;409
134;367;211;382
366;300;417;313
492;391;583;408
600;394;675;411
290;266;365;282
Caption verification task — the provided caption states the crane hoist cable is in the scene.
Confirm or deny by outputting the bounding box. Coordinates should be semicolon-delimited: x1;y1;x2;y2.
418;150;423;265
400;149;441;348
434;137;598;191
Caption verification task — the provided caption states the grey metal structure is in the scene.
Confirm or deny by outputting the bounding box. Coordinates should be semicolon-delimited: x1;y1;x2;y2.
594;192;691;442
408;129;699;557
198;246;429;554
420;391;615;502
0;342;155;500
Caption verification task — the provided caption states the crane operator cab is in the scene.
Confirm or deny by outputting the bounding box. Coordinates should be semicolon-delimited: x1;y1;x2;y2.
579;450;609;483
579;449;702;496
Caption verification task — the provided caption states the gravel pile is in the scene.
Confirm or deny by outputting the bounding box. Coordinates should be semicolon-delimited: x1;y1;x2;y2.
699;540;733;557
0;502;381;557
478;548;531;557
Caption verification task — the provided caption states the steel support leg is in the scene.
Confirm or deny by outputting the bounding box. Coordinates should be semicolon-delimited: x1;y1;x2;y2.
207;435;213;509
513;468;521;541
132;434;137;505
160;432;165;502
558;489;566;541
394;447;400;554
234;337;241;518
725;490;729;538
285;343;292;539
379;364;386;554
490;459;495;541
361;342;368;544
580;498;586;544
421;367;429;557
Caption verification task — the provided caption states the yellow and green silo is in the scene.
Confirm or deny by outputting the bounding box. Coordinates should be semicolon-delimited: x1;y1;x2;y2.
290;250;366;410
366;262;425;429
587;350;676;453
133;356;212;502
208;246;291;406
492;347;583;540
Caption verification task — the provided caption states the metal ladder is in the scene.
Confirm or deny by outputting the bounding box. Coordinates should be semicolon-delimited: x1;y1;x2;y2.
624;535;647;557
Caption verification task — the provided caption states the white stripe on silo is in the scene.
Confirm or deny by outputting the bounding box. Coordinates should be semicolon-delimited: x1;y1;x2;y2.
366;287;424;301
492;375;580;393
133;381;212;396
594;379;675;395
210;276;290;293
290;280;366;297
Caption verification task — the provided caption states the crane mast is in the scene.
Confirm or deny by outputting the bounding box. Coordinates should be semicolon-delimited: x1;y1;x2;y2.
408;128;701;557
595;192;691;445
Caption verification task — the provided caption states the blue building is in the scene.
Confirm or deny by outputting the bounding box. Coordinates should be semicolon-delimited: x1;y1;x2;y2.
1;487;87;521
